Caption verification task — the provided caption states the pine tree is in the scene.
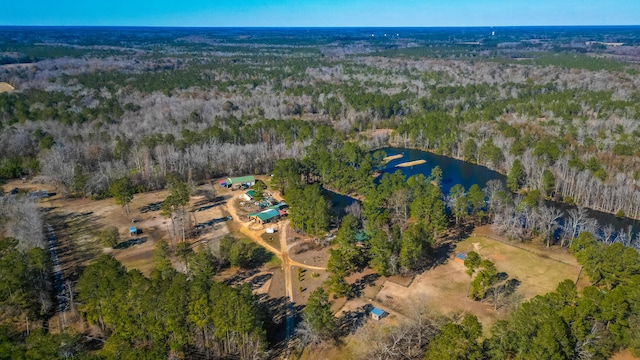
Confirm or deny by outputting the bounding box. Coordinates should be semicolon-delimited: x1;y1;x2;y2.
507;159;525;192
109;176;134;215
303;287;335;339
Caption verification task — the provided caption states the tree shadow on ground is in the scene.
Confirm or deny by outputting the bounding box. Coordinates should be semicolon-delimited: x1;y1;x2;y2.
500;278;521;295
222;268;260;286
248;273;272;290
447;218;477;242
140;201;162;213
46;211;104;283
421;218;479;272
194;204;215;212
423;241;456;271
254;247;274;267
352;273;380;298
256;294;305;346
193;195;229;209
196;216;231;228
113;237;147;250
484;278;522;309
337;303;374;337
496;271;509;282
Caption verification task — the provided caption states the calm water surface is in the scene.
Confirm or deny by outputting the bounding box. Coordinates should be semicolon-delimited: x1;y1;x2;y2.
329;147;640;235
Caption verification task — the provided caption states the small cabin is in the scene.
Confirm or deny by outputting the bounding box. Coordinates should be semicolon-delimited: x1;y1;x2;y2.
371;307;386;321
129;226;138;236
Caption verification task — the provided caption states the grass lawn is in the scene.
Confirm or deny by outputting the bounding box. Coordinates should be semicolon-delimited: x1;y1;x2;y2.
261;232;280;251
456;236;582;299
374;234;582;334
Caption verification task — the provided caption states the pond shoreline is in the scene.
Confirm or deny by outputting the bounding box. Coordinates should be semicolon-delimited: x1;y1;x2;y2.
374;141;640;223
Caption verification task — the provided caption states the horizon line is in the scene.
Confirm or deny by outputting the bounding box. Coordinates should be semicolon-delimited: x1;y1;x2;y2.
1;24;639;29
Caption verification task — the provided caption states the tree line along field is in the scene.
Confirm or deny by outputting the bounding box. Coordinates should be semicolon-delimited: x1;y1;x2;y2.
2;27;640;359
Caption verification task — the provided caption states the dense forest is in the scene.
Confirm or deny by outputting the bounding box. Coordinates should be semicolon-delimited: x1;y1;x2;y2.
2;26;640;359
2;27;640;220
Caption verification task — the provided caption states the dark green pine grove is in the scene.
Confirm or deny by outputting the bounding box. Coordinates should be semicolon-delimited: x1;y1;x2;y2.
362;168;445;277
0;238;270;359
75;252;268;359
0;237;52;320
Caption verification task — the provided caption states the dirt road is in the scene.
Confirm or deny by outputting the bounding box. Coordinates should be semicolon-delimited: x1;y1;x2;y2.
226;194;326;271
225;193;326;340
279;222;296;339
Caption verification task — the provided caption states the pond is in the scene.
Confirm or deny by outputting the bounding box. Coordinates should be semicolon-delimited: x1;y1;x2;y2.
379;147;506;195
329;147;640;236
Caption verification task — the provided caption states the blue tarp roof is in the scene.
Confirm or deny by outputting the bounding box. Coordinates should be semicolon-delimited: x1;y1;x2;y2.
456;252;467;260
371;308;385;316
129;226;137;233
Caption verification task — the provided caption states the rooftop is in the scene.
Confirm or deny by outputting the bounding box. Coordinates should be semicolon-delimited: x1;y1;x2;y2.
355;231;368;242
371;308;385;316
255;208;280;221
266;202;287;210
226;175;256;184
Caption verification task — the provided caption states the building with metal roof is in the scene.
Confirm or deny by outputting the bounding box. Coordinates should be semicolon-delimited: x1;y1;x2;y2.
249;208;280;224
224;176;256;189
243;189;256;201
371;307;386;321
266;202;287;211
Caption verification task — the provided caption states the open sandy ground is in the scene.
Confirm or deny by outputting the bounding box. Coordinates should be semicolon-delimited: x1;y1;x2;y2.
395;159;427;167
383;154;403;162
332;225;583;341
373;233;581;331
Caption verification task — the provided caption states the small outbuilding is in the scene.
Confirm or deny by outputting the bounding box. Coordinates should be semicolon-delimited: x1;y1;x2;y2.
454;252;467;265
355;231;368;243
129;226;138;236
371;307;386;321
243;190;256;201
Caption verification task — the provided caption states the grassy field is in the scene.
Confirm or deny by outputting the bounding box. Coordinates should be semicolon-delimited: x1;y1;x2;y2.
371;233;582;334
7;178;237;278
456;235;582;298
313;232;586;359
261;232;281;251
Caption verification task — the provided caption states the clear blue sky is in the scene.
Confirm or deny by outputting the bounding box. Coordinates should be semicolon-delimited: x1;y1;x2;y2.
2;0;639;27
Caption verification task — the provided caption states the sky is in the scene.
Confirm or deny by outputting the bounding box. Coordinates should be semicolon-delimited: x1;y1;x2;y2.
2;0;639;27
